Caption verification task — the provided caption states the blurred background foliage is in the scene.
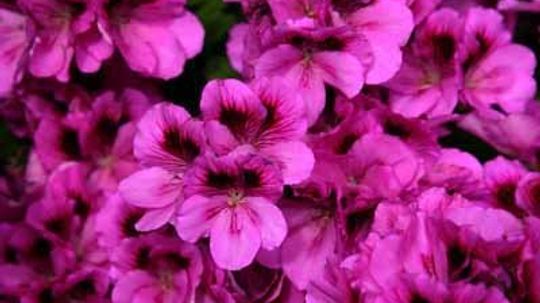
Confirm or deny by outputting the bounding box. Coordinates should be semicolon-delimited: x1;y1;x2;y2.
1;0;540;174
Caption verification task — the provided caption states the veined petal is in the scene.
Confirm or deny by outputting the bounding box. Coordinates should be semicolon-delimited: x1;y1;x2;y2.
254;45;304;79
210;207;262;270
119;167;182;209
251;77;308;146
134;103;205;172
247;197;287;250
201;79;266;143
261;141;315;185
175;195;225;243
135;204;177;231
113;20;187;79
313;51;364;99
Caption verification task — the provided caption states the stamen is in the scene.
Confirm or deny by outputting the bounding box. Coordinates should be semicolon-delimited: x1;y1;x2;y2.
228;189;245;206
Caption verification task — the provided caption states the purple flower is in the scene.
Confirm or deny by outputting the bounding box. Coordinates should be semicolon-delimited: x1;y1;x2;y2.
119;102;206;231
175;153;287;270
200;78;314;184
0;8;28;96
111;234;203;303
100;0;205;79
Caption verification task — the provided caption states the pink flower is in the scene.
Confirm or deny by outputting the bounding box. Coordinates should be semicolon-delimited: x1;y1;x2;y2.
387;8;462;118
26;196;81;245
229;261;287;302
18;0;111;81
175;153;287;270
348;133;424;200
200;78;314;184
516;173;540;216
278;181;339;289
133;102;206;173
484;156;527;215
45;162;99;220
33;115;85;171
499;0;540;12
81;89;152;191
460;9;536;114
459;109;540;166
0;8;28;96
254;26;366;124
305;259;359;303
0;223;75;280
423;148;485;198
111;234;203;303
449;283;509;303
54;268;110;302
335;0;414;84
118;166;183;232
443;204;525;259
119;102;206;231
100;0;204;79
95;193;145;249
407;0;442;24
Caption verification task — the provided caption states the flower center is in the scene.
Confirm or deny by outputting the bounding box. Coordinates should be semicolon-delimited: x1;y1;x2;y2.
228;189;245;206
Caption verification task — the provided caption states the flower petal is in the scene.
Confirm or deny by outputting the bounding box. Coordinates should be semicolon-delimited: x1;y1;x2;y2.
135;204;177;231
134;103;205;172
175;195;225;243
169;11;204;58
112;271;156;303
201;79;266;143
313;51;364;98
281;210;336;289
209;207;262;270
251;77;308;146
254;45;304;79
261;141;314;185
248;197;287;250
113;20;186;79
118;167;182;209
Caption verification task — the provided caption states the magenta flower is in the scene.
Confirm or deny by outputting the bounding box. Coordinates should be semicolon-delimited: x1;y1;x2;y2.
387;8;462;118
459;109;540;166
2;0;540;301
34;113;86;171
229;261;287;302
460;8;536;113
200;78;314;184
45;162;98;220
334;0;414;84
111;234;203;303
175;153;287;270
51;268;110;302
516;173;540;216
119;102;206;231
484;156;527;215
278;181;339;289
254;26;366;124
347;133;424;200
499;0;540;12
100;0;204;79
0;8;28;96
95;193;145;249
18;0;111;81
423;148;485;198
81;89;152;191
133;102;206;173
26;196;81;245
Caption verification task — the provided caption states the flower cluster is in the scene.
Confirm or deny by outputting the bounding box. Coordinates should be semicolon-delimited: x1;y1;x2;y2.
0;0;204;96
0;0;540;302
